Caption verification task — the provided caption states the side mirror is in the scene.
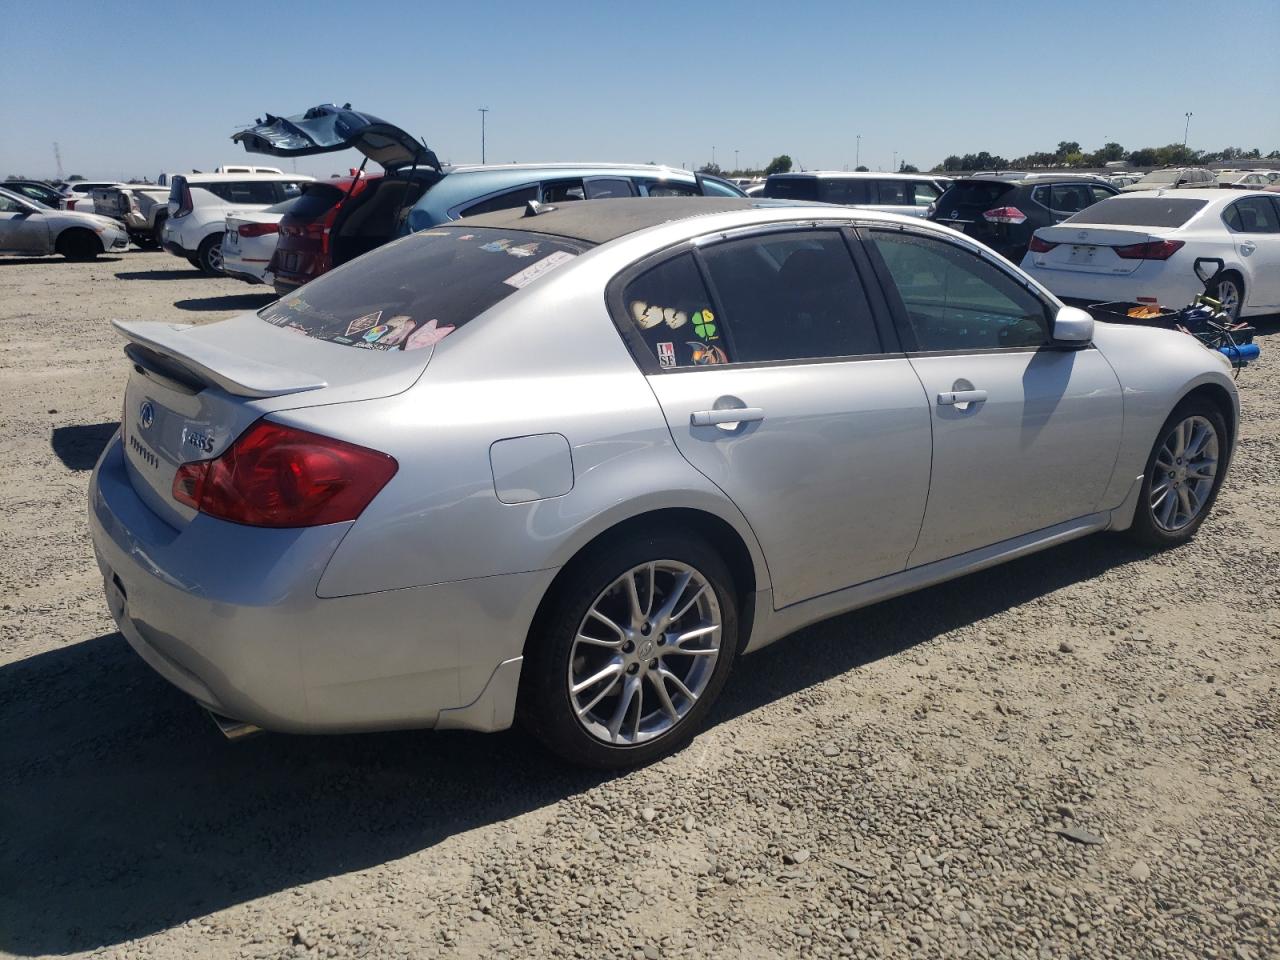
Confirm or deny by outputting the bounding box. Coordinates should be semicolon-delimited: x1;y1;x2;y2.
1052;305;1094;345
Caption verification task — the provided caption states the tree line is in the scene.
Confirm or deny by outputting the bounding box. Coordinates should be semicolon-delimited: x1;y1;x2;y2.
937;141;1279;173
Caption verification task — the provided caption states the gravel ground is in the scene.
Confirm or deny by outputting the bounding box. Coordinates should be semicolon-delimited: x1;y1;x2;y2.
1;250;1278;960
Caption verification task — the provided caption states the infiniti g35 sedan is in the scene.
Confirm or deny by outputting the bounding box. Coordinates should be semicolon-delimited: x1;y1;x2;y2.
89;198;1238;768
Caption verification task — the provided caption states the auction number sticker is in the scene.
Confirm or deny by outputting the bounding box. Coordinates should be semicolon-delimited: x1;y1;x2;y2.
503;251;576;289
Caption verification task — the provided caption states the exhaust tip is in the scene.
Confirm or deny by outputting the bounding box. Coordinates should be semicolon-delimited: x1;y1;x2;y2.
207;710;263;741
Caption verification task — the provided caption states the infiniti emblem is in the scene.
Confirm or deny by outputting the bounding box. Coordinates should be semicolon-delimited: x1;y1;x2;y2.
139;400;155;430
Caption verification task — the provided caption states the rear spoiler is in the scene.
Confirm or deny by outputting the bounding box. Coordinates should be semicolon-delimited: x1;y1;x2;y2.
113;320;327;399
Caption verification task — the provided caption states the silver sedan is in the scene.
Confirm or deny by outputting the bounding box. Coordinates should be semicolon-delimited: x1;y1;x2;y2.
89;198;1238;767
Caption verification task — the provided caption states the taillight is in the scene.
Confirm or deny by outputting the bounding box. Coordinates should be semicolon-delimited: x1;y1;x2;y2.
237;222;279;238
1113;239;1185;261
1028;235;1058;253
982;206;1027;225
172;420;398;528
176;183;193;217
65;199;77;210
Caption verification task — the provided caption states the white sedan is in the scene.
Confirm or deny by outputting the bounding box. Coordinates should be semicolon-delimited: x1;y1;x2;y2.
221;198;297;285
0;186;128;259
1020;190;1280;321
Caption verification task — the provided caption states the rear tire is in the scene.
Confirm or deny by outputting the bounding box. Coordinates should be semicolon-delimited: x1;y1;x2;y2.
56;229;102;261
1127;398;1228;549
196;234;223;276
1209;273;1244;322
519;531;739;769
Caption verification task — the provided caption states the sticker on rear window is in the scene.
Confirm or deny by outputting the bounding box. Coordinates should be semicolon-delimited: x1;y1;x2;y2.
503;251;576;289
657;342;676;369
404;318;456;351
631;301;689;330
346;311;382;337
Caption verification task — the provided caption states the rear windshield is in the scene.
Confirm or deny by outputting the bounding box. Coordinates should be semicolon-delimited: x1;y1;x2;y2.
1065;197;1207;228
935;181;1014;209
1138;171;1179;184
285;183;347;223
762;178;819;202
259;227;590;352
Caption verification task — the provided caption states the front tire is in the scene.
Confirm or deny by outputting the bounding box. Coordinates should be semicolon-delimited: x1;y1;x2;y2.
56;229;102;261
1128;398;1228;548
519;531;739;769
196;234;223;276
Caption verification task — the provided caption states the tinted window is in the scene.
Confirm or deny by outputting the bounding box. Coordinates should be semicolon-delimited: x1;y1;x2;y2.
1050;183;1094;213
912;181;941;206
935;180;1014;210
1225;197;1280;233
1066;196;1207;227
259;227;589;352
702;231;882;361
542;179;586;203
583;178;635;199
869;231;1049;351
459;185;537;217
762;177;819;201
1089;185;1114;203
286;183;347;223
819;179;870;204
699;177;744;197
0;194;24;213
278;181;305;199
643;179;699;198
875;180;909;205
205;181;280;205
623;254;726;368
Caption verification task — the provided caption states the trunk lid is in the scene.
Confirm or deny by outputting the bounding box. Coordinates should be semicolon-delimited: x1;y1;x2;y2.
1029;225;1169;276
91;187;129;221
114;316;433;528
231;104;440;172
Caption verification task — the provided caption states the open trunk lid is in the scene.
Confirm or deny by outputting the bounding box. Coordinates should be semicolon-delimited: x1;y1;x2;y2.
231;104;440;172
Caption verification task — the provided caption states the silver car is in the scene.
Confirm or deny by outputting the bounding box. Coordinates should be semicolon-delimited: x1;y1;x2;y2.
89;197;1238;768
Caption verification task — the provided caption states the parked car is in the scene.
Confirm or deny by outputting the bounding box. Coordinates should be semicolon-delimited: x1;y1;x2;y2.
215;164;284;175
1216;171;1272;190
1108;174;1143;189
0;185;128;259
2;179;63;208
1020;190;1280;320
267;174;379;295
761;171;946;218
1119;168;1216;192
91;184;171;248
161;172;313;275
234;104;745;293
59;180;123;214
90;197;1237;768
928;174;1118;262
222;198;298;285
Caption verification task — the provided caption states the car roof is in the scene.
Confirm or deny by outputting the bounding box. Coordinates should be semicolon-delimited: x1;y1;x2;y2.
460;197;790;244
178;173;315;183
444;161;692;176
951;172;1111;184
769;171;938;181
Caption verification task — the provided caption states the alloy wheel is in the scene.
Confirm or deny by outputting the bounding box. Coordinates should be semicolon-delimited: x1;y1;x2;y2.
1150;414;1219;532
568;560;722;746
1214;278;1241;321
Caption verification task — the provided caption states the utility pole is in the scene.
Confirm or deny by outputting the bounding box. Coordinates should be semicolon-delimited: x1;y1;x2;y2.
856;134;861;169
53;142;64;180
893;150;898;172
712;145;716;167
1183;112;1193;158
478;107;489;165
734;149;739;172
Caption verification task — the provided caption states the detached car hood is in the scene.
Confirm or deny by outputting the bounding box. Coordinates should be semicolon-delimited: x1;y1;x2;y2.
231;103;440;172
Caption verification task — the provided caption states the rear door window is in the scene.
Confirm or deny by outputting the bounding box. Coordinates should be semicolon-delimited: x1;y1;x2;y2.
206;181;280;204
819;179;870;204
641;179;700;198
458;185;538;217
1224;197;1280;233
936;181;1013;212
700;230;882;361
621;254;725;368
874;180;910;205
259;227;589;352
911;181;941;206
583;178;636;199
541;179;586;203
762;178;819;201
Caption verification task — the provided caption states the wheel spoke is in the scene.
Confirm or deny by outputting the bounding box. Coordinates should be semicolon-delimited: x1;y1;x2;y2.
624;569;646;628
574;631;624;650
1186;460;1217;481
647;672;679;720
607;675;641;742
650;571;694;627
586;607;626;640
631;676;644;741
576;674;622;717
1176;486;1193;524
659;665;696;702
572;660;622;696
672;623;720;647
668;585;707;625
1157;488;1178;527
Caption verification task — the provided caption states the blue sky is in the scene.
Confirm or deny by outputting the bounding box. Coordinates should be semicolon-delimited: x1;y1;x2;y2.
3;0;1277;180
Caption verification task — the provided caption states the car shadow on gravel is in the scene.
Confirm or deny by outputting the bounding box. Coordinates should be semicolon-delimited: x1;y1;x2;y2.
51;422;119;471
115;269;205;280
0;533;1153;955
1;257;123;266
173;293;277;312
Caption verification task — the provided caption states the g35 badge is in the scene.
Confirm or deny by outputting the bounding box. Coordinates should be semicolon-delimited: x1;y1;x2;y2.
181;427;216;454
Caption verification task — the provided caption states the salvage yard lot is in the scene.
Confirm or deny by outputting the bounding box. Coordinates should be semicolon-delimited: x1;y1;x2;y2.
1;251;1278;959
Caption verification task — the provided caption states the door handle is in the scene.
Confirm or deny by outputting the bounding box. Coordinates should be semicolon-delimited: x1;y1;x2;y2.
690;407;765;426
937;389;988;406
1240;242;1256;255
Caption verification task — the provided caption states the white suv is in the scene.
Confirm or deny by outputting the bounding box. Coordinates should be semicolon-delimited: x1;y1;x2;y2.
162;172;312;274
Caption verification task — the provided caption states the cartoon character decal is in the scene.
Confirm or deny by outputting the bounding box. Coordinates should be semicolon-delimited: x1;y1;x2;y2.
687;342;728;366
404;318;456;351
480;239;511;253
377;315;416;348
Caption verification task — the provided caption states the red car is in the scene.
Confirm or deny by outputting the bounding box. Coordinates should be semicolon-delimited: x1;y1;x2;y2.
269;173;379;295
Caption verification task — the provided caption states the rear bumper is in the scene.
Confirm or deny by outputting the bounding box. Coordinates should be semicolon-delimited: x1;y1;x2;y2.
87;435;555;734
1020;259;1201;310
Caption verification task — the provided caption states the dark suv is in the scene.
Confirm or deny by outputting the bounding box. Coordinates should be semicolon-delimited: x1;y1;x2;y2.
928;175;1118;262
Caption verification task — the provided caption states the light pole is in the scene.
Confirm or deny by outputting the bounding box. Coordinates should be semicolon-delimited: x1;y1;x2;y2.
1183;112;1193;158
712;145;716;168
734;149;739;172
892;150;897;172
478;107;489;165
856;134;861;169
